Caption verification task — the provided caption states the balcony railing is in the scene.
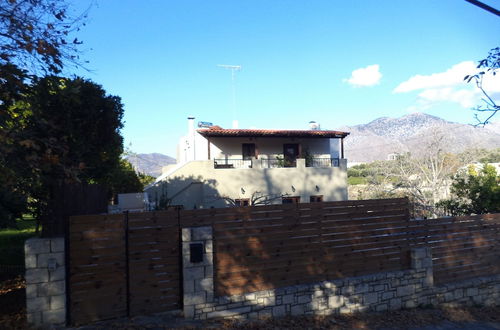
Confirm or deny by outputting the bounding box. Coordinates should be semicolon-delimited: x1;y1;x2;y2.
259;158;287;168
306;158;340;168
214;159;252;169
214;157;341;169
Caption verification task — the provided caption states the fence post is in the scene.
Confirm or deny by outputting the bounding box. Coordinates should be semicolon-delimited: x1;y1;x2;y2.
124;211;130;317
181;226;214;319
25;237;67;327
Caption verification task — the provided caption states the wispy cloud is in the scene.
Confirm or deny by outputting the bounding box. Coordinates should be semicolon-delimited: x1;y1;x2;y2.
345;64;382;87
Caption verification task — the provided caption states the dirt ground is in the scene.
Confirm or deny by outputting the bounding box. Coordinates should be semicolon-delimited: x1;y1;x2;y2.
2;276;499;330
76;306;500;330
0;275;27;330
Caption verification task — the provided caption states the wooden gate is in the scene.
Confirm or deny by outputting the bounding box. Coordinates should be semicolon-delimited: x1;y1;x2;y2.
68;211;181;325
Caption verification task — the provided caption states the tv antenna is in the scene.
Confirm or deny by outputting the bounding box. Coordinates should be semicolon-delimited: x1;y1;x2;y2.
217;64;242;128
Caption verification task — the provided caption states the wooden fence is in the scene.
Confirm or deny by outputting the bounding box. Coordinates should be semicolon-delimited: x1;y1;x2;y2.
180;199;500;296
69;214;126;324
45;182;108;237
181;198;413;296
68;210;180;325
67;198;500;323
414;214;500;284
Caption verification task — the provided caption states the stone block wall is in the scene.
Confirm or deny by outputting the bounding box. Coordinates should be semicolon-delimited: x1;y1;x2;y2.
25;237;66;327
182;226;214;318
189;272;500;321
182;226;500;320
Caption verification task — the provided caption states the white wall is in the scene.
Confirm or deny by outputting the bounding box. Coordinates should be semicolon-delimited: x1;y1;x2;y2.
206;137;336;160
146;159;348;209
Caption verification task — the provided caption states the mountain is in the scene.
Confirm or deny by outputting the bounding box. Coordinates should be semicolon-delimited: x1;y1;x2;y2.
339;113;500;162
126;153;176;177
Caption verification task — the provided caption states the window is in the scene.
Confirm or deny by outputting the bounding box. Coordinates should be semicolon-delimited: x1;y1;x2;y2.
242;143;256;160
310;195;323;203
282;196;300;204
234;198;250;206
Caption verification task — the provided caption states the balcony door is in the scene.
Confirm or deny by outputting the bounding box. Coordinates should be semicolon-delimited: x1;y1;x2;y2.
283;143;299;167
242;143;256;168
242;143;256;160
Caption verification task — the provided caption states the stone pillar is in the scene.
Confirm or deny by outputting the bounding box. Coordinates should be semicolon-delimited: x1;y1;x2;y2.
296;158;306;168
251;157;261;169
339;158;348;170
411;247;433;287
182;226;214;319
25;237;66;327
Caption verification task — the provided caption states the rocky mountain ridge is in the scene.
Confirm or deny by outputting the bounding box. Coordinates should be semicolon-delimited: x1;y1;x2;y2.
339;113;500;162
126;153;176;177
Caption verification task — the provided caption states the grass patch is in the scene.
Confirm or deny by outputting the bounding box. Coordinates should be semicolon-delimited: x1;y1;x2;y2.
0;217;38;266
348;176;368;185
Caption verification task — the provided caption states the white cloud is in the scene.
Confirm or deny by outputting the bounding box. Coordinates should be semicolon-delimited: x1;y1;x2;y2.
394;61;476;93
417;87;477;108
345;64;382;87
482;71;500;95
395;61;500;110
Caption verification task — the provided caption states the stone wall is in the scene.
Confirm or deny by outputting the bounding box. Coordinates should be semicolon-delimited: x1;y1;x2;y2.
188;271;500;321
182;228;500;321
182;226;215;318
25;237;66;327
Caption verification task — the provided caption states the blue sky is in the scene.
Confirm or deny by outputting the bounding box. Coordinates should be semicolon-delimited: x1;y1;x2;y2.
71;0;500;156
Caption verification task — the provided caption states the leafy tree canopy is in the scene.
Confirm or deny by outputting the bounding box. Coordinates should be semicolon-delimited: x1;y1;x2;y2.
24;76;125;182
436;164;500;216
0;75;146;229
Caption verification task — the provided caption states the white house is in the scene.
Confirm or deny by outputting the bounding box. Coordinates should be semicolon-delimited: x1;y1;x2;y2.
146;117;350;209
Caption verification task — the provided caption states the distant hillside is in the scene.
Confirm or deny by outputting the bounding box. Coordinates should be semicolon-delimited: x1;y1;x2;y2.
126;153;176;177
339;113;500;162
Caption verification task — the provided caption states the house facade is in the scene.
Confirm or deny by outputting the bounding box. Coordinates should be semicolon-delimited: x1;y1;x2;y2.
145;118;350;209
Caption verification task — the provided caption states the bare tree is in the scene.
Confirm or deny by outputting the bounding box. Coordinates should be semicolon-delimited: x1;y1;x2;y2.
391;129;466;217
465;47;500;126
221;191;290;207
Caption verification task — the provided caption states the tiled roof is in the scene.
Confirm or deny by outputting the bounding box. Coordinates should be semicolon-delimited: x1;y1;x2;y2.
197;127;349;138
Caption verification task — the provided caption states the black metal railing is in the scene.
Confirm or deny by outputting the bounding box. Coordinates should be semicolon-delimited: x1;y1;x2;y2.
259;158;292;168
214;159;252;169
306;158;340;168
214;157;341;169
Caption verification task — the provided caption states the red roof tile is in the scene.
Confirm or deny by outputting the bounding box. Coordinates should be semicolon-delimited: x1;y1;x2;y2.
197;127;349;138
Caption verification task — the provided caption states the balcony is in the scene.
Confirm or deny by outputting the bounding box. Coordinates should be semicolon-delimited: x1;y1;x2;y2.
306;158;340;168
214;159;252;169
214;157;341;169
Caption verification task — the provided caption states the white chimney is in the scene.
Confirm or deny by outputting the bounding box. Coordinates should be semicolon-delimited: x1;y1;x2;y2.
188;116;195;136
187;116;196;161
232;119;239;129
309;121;320;130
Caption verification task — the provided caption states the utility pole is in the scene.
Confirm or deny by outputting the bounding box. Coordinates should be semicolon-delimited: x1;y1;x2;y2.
217;64;242;128
465;0;500;16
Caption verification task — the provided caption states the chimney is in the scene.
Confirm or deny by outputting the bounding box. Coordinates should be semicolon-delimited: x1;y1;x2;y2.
309;121;320;130
188;116;195;136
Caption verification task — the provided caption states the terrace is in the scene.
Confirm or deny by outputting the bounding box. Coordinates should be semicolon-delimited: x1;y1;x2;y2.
213;157;341;169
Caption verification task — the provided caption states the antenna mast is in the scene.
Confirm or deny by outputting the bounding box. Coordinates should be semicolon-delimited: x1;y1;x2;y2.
217;64;242;128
